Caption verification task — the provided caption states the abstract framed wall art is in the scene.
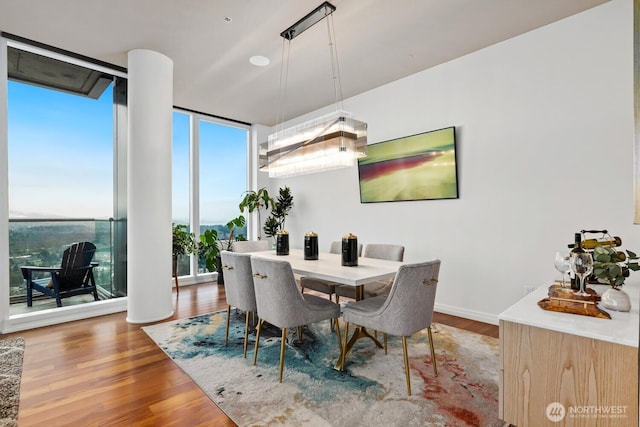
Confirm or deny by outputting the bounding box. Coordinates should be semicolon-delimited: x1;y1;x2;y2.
358;126;459;203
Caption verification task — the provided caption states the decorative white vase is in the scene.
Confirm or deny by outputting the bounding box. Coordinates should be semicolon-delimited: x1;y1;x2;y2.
600;288;632;312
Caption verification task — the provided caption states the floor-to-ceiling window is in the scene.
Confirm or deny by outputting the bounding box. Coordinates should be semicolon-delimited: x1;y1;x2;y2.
172;109;249;281
1;35;250;330
172;111;192;276
3;37;127;319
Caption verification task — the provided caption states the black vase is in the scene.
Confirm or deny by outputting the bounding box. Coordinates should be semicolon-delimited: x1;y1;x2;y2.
304;232;318;260
276;231;289;255
342;233;358;266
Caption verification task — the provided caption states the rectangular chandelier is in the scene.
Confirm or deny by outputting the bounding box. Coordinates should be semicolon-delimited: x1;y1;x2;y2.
261;2;368;178
280;1;336;41
260;110;367;178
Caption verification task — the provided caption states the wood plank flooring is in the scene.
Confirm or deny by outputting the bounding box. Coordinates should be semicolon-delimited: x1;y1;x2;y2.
2;282;498;426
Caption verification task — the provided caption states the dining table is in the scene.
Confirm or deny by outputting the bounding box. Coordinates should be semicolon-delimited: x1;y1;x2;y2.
250;248;401;283
250;248;405;370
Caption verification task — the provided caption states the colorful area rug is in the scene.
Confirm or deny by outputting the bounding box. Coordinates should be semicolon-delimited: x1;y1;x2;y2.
0;337;25;427
143;311;501;426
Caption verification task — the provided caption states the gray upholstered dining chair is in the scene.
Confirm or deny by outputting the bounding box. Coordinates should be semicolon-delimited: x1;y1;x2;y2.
251;256;342;383
335;243;404;302
300;240;361;301
231;240;270;253
219;251;257;358
340;259;441;395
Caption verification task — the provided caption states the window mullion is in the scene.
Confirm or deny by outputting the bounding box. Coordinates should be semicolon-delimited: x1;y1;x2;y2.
190;115;200;277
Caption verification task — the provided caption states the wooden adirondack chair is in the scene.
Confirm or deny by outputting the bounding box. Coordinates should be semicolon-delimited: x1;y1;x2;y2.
22;241;99;307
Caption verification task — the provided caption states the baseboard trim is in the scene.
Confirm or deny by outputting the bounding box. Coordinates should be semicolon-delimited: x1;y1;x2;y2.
2;297;128;333
434;302;499;326
2;293;500;333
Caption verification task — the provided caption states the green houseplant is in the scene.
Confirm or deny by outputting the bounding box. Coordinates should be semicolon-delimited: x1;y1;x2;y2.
592;244;639;312
222;215;247;250
592;245;640;289
264;186;294;239
172;224;197;293
198;215;246;285
239;188;274;240
197;228;220;274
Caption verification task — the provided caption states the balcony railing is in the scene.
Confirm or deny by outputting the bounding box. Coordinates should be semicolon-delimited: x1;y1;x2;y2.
9;218;118;304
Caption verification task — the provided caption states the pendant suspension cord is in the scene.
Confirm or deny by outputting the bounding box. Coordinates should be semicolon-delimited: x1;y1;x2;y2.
326;13;344;112
276;38;291;135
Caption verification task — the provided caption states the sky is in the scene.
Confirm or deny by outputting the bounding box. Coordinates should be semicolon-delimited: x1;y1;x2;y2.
8;80;114;218
8;80;247;225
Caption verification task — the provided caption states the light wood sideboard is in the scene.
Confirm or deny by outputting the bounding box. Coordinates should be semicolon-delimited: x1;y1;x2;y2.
499;283;638;427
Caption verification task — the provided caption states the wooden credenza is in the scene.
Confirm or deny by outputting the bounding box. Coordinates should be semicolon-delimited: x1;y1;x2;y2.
499;284;638;427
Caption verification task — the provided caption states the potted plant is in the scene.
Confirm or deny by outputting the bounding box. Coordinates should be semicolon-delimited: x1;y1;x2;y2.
239;188;274;240
172;224;197;293
263;216;279;241
197;228;220;274
222;215;247;251
592;244;640;311
198;215;247;284
264;186;294;239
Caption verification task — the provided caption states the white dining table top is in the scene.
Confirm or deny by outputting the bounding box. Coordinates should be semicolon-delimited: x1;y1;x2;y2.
250;249;403;286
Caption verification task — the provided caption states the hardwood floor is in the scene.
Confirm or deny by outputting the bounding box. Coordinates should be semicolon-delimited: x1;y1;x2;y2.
2;282;498;426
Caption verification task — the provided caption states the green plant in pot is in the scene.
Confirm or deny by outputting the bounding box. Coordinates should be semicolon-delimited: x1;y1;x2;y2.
198;215;246;284
172;224;197;293
239;188;274;240
263;216;279;241
592;244;640;311
198;228;220;274
223;215;247;250
264;186;294;239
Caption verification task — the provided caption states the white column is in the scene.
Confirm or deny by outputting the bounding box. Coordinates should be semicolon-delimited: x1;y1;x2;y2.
126;49;174;323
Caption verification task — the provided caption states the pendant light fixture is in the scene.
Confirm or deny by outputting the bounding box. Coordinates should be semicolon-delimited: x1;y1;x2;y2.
260;1;368;178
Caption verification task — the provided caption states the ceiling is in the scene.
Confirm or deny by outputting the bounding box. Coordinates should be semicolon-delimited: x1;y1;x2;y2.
0;0;610;126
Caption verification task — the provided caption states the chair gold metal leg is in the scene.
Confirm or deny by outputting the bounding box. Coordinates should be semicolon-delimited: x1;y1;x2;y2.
330;308;335;331
383;333;388;355
253;319;263;365
225;305;231;346
297;325;303;343
279;327;287;383
337;322;350;371
334;318;342;354
428;326;438;376
402;336;411;396
243;311;250;358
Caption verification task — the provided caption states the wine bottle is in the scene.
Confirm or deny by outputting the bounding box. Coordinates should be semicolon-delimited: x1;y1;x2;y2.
569;233;584;290
580;236;622;249
567;236;621;249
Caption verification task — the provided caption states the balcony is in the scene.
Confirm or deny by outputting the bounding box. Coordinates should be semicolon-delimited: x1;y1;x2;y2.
8;218;125;315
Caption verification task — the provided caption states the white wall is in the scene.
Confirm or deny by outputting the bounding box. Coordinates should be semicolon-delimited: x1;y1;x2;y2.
259;0;636;324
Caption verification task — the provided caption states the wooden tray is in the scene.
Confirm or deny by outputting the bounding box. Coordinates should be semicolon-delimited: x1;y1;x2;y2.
538;285;611;319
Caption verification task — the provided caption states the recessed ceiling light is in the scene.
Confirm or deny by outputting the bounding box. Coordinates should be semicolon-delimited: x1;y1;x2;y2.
250;55;270;67
224;17;232;23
